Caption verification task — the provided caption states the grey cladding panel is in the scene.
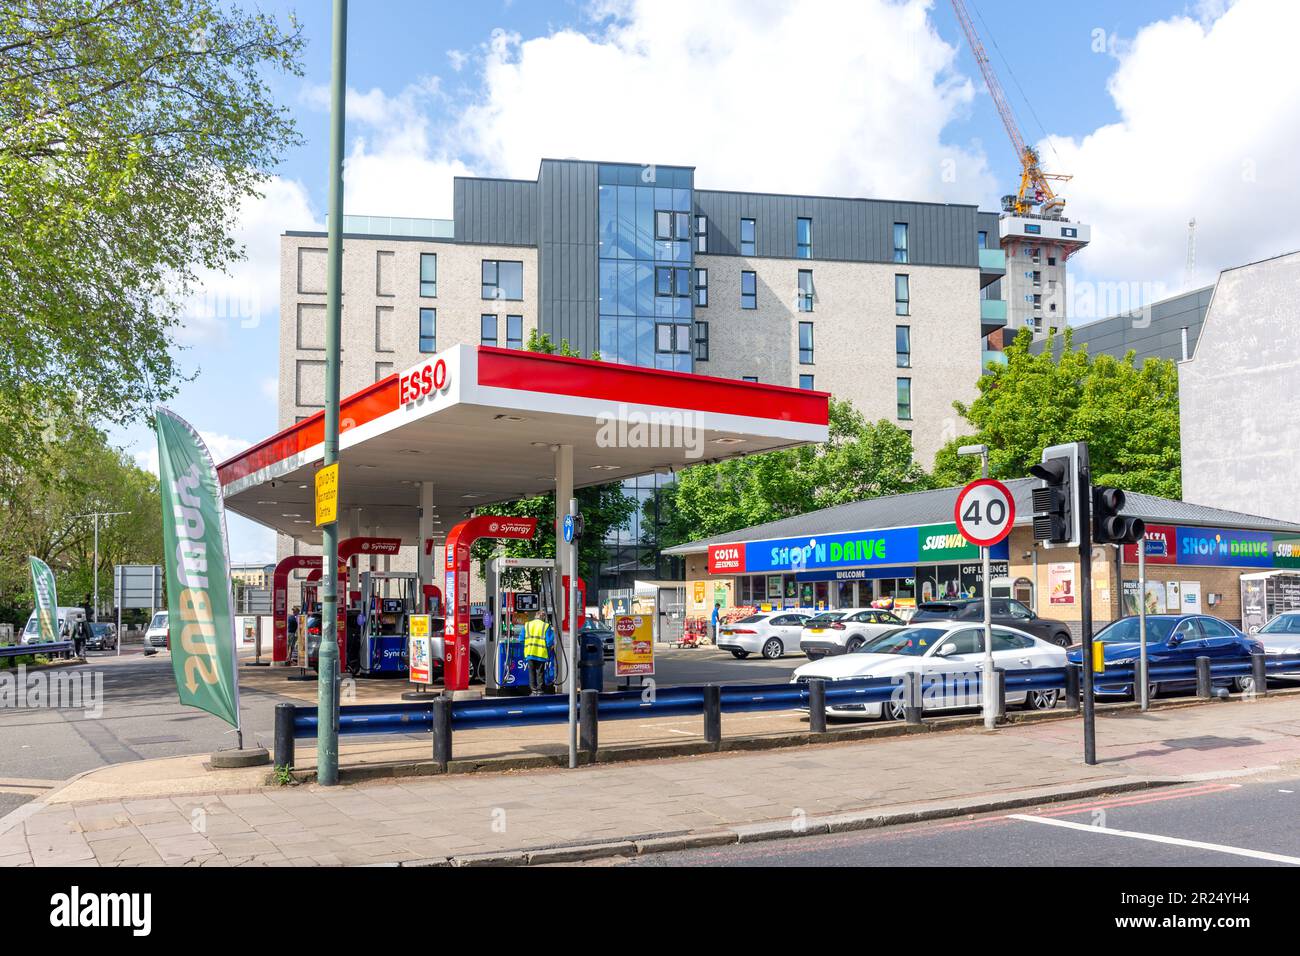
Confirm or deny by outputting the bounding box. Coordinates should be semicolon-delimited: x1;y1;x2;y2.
539;159;600;355
454;178;538;246
695;190;979;267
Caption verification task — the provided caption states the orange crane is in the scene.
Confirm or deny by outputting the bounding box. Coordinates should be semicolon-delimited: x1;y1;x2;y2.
951;0;1071;218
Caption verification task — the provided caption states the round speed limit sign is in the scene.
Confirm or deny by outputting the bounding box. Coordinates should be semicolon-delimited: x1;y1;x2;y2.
954;478;1016;548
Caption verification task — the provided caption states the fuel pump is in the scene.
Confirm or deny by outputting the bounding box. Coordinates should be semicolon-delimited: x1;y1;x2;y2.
357;571;417;676
486;557;569;697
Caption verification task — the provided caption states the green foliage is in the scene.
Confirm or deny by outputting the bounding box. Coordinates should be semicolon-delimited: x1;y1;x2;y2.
272;764;296;787
0;402;162;626
0;0;304;446
525;328;585;358
932;327;1183;498
652;400;932;548
469;485;636;588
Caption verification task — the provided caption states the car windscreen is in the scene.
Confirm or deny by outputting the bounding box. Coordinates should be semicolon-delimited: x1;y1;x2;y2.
908;604;965;621
805;613;844;626
1095;617;1176;643
1259;614;1300;634
23;616;37;634
855;626;950;656
150;613;167;629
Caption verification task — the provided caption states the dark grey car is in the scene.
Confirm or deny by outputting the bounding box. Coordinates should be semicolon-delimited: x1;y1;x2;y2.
909;598;1073;648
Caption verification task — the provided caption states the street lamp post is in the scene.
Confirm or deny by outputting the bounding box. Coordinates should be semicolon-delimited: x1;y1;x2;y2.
957;444;995;731
72;511;128;622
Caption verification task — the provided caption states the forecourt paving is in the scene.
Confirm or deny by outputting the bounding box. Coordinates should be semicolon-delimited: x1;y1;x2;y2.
3;690;1298;867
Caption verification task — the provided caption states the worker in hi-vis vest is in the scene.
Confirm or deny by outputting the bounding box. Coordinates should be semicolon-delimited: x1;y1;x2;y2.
522;611;556;696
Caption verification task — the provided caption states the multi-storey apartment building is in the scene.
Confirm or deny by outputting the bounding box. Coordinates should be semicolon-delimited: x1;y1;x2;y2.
277;159;1007;587
994;213;1090;342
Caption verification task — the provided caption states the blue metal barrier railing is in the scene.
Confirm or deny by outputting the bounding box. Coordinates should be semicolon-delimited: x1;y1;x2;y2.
0;641;73;660
283;655;1300;744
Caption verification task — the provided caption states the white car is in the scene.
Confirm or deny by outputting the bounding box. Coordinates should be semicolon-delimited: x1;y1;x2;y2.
799;607;907;659
145;611;169;649
791;621;1066;720
717;612;811;660
21;606;86;645
1255;611;1300;679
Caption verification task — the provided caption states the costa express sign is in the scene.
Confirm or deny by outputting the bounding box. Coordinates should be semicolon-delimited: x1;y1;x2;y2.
708;544;745;574
399;356;450;406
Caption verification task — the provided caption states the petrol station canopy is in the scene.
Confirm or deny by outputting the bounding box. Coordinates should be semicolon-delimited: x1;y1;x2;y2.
218;345;830;546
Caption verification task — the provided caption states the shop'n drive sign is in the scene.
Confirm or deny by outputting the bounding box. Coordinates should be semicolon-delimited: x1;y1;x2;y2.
707;544;745;574
399;355;450;406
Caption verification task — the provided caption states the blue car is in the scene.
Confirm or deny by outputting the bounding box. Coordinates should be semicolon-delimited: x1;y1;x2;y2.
1067;614;1263;699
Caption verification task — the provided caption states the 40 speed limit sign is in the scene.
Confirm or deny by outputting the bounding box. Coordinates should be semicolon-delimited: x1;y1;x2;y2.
954;478;1016;548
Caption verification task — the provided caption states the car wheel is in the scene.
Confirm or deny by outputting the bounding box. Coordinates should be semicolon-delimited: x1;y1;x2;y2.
761;638;783;660
1233;675;1255;693
880;699;906;721
846;636;865;654
1023;689;1059;711
730;649;750;660
1053;633;1071;649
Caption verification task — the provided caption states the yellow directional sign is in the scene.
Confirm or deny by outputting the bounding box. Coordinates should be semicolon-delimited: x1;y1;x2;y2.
314;463;339;527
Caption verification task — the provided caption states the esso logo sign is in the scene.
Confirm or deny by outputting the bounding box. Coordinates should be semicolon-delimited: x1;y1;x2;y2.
399;357;450;406
954;478;1016;548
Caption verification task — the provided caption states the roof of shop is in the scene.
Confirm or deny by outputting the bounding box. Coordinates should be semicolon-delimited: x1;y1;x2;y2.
663;477;1300;555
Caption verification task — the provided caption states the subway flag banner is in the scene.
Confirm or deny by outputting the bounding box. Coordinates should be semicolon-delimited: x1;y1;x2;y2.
27;556;58;643
155;408;241;730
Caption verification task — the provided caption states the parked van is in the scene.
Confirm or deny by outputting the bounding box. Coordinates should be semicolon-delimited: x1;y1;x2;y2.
21;606;86;645
145;611;169;649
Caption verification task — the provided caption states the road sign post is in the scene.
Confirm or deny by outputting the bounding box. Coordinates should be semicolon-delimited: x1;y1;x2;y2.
954;471;1016;732
565;499;579;769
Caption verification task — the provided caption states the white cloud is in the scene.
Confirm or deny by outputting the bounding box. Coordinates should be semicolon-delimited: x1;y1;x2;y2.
454;1;993;201
176;176;318;346
302;79;473;218
1048;0;1300;294
135;430;253;476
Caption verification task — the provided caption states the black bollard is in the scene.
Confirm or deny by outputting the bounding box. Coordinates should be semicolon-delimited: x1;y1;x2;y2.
432;696;453;770
703;684;721;748
808;679;827;733
1196;656;1212;700
579;689;599;760
274;702;296;770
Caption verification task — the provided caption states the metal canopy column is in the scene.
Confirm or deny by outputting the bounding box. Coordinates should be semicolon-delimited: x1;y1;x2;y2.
417;482;434;605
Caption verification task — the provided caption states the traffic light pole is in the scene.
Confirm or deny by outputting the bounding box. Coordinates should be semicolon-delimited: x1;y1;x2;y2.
1077;451;1097;766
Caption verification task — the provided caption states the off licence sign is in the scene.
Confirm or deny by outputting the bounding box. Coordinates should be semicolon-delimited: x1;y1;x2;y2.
954;478;1015;548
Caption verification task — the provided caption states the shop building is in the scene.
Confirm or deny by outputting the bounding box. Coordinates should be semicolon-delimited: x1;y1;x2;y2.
665;479;1300;639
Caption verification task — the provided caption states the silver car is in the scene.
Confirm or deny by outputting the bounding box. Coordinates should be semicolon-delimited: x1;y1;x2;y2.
717;612;810;660
1255;611;1300;679
799;607;908;659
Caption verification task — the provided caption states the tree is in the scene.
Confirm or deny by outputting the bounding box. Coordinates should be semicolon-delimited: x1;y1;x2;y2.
652;400;932;548
0;402;162;625
932;327;1183;498
0;1;304;448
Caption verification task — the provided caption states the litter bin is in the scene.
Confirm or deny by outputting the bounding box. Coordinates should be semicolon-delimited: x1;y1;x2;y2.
579;632;604;692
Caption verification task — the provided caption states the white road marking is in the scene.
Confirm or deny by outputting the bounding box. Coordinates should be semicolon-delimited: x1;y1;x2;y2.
1280;790;1295;794
1007;814;1300;865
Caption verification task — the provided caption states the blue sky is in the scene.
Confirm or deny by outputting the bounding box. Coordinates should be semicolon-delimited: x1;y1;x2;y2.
116;0;1298;562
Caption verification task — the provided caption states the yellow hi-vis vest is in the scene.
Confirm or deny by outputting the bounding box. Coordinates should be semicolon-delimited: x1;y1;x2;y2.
523;619;552;661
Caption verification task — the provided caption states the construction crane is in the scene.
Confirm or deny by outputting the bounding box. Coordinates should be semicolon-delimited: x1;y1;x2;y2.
950;0;1071;218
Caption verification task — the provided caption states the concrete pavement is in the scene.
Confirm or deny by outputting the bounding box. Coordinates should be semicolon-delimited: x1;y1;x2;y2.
3;691;1299;867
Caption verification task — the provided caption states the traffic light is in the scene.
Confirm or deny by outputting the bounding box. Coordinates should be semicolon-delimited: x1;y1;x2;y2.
1029;442;1080;548
1092;486;1146;545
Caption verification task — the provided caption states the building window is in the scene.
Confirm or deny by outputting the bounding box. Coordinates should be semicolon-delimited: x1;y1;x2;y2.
1062;227;1077;238
897;377;912;420
480;314;497;347
695;215;708;253
977;231;987;249
797;270;814;313
896;326;911;368
656;266;690;298
655;323;690;354
694;321;709;361
695;268;709;307
798;321;814;364
895;274;910;316
799;374;815;390
1047;256;1057;266
482;260;523;301
420;253;437;297
893;222;909;263
506;315;523;349
741;270;757;309
1033;271;1041;286
797;217;812;258
419;308;436;353
742;375;759;383
740;218;756;256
